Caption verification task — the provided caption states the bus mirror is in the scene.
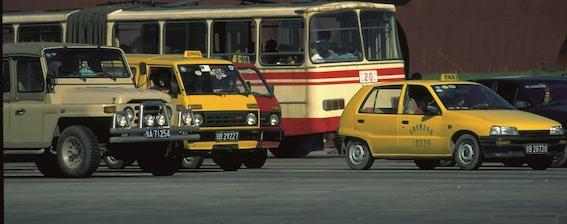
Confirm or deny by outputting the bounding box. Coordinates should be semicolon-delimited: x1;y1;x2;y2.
139;62;147;75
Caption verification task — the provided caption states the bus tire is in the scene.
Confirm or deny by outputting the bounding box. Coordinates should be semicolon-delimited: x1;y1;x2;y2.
180;156;205;169
243;149;267;168
453;134;482;170
56;125;100;178
345;140;374;170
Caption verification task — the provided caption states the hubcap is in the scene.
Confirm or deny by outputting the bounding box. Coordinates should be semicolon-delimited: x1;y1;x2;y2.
62;136;83;169
183;156;195;163
458;142;474;164
349;144;365;165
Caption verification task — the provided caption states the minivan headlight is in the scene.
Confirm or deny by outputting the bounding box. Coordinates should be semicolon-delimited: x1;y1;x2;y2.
550;126;564;135
246;112;257;126
490;126;519;136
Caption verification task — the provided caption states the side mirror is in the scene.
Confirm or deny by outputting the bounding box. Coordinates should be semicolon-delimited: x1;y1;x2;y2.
139;62;147;76
46;76;57;93
425;105;440;115
515;101;529;109
169;82;180;97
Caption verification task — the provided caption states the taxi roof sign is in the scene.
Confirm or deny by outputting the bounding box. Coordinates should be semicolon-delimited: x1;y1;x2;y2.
440;73;459;82
231;54;251;64
184;50;203;58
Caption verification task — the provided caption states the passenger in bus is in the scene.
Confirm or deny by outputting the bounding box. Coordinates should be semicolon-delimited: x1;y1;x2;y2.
131;24;158;54
151;68;171;94
265;39;278;52
340;43;362;61
325;42;342;62
310;43;324;63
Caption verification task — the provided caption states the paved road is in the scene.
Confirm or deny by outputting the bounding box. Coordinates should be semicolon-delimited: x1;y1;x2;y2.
4;150;567;224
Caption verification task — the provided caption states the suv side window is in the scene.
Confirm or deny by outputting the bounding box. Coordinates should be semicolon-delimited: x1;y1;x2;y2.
16;59;43;93
3;60;9;92
359;85;402;114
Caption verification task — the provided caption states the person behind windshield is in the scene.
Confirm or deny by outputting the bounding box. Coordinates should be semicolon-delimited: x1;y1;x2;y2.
310;43;324;63
151;68;171;93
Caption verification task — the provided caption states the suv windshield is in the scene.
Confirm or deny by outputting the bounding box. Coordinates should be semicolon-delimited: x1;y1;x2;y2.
45;48;129;79
523;80;567;106
178;64;248;95
432;84;514;110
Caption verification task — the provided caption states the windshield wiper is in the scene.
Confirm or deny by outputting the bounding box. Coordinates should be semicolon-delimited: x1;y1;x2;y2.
94;70;116;81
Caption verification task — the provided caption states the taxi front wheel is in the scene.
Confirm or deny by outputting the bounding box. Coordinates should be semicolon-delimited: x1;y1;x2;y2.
454;134;482;170
345;140;374;170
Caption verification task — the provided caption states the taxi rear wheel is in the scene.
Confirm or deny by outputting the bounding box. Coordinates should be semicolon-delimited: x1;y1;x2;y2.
414;160;440;170
453;134;482;170
345;140;374;170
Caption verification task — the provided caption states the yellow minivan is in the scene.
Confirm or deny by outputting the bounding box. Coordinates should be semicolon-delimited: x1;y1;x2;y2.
126;51;261;171
337;74;567;170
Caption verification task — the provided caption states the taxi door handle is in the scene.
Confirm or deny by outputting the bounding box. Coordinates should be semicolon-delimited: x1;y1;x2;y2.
401;120;409;125
15;109;26;115
357;119;364;124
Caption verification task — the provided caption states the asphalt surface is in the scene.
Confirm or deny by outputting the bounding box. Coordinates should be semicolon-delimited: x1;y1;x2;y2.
3;149;567;224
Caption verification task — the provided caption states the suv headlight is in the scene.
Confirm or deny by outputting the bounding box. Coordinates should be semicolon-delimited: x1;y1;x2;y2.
144;114;156;127
116;113;129;128
490;126;519;136
124;107;134;121
550;126;564;135
269;114;279;126
156;113;167;126
246;112;257;126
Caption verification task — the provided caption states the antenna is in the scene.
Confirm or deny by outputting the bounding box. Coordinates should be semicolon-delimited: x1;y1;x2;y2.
438;51;465;74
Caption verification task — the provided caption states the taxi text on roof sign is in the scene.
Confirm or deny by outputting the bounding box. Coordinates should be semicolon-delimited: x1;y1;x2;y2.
440;73;459;81
184;50;203;58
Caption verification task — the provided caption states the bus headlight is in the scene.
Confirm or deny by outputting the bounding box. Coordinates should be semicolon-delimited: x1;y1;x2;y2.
144;114;156;127
550;126;564;135
194;113;203;126
156;114;167;126
490;126;519;136
269;114;279;126
246;112;257;126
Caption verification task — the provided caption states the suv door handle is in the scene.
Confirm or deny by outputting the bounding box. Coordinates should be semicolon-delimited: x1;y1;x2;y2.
357;119;364;124
401;120;409;125
15;109;26;115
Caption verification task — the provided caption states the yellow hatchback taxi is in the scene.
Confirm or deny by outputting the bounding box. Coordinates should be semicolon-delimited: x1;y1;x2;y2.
337;74;567;170
126;51;261;171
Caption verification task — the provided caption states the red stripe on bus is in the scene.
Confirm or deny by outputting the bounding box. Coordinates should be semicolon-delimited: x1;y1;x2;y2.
281;117;340;136
261;67;405;80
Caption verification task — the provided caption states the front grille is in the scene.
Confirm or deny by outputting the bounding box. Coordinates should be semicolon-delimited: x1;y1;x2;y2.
201;111;257;127
518;130;549;137
130;100;170;128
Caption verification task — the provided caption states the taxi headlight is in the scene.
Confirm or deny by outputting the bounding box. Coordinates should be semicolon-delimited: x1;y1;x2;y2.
181;111;193;125
156;114;167;126
144;114;156;127
116;114;129;128
124;107;134;121
550;126;564;135
194;113;203;126
269;114;279;126
490;126;519;136
246;112;257;126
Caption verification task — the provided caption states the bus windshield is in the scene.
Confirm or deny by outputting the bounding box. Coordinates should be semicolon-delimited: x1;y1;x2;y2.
178;64;248;95
45;48;129;79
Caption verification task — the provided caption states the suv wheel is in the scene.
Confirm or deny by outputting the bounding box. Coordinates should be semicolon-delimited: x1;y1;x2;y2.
56;125;100;177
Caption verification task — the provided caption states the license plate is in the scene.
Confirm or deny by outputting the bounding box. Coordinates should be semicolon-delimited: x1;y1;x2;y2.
145;128;171;138
525;143;548;154
216;131;239;142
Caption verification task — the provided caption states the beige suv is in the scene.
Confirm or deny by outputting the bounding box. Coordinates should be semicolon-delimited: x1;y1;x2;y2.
2;42;199;177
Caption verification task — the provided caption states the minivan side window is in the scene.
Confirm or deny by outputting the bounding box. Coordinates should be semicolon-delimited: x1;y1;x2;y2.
359;85;402;114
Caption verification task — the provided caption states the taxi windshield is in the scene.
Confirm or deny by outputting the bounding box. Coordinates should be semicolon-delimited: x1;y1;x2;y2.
523;80;567;106
177;64;248;95
432;84;514;110
237;66;271;96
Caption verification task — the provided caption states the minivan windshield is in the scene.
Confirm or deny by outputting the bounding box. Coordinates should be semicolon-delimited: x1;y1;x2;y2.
178;64;248;95
432;84;514;110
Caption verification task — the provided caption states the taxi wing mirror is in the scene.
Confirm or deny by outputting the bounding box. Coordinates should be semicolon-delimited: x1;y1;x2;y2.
169;82;180;97
425;105;440;115
514;101;529;109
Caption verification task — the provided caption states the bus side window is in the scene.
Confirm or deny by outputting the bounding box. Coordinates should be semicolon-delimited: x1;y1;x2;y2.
260;18;304;66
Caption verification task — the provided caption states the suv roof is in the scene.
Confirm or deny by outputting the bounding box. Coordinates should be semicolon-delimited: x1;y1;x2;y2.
3;42;112;57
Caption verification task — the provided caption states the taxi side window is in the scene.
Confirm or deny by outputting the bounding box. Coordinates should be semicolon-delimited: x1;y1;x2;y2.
359;85;402;114
403;85;434;115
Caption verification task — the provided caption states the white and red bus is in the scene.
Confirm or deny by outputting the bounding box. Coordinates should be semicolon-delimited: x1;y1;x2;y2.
3;1;405;157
